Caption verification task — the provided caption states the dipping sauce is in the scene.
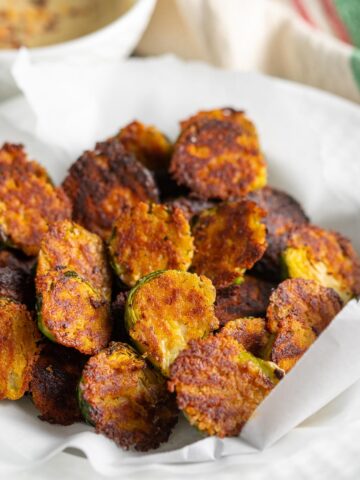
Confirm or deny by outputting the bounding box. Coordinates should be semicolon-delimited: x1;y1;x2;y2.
0;0;134;49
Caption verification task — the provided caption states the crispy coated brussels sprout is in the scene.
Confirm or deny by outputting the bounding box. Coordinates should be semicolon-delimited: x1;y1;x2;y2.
170;110;266;199
36;271;111;355
0;297;40;400
165;196;216;222
37;220;111;301
282;225;360;302
248;187;309;280
109;202;194;287
112;120;172;171
31;342;86;425
168;333;283;437
219;317;270;357
125;270;218;376
78;342;178;451
62;140;159;240
266;278;343;371
0;143;71;255
191;200;267;288
215;275;275;326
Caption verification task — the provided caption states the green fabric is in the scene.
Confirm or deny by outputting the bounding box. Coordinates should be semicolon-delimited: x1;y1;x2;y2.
350;49;360;92
334;0;360;48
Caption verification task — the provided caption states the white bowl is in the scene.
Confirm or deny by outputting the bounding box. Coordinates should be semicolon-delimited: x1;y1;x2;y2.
0;0;156;100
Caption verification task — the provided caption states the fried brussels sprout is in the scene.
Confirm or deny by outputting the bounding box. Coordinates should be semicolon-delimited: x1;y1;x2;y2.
0;143;71;255
109;202;194;287
112;120;172;171
37;220;111;301
282;225;360;302
78;342;178;451
170;110;266;199
62;140;159;240
266;278;343;371
0;297;40;400
219;317;270;357
31;342;86;425
36;271;111;355
168;334;283;437
125;270;218;376
191;200;267;288
165;196;216;222
248;187;309;280
215;275;275;326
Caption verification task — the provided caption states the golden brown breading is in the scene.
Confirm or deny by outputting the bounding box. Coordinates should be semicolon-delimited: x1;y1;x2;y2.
0;143;71;256
0;297;40;400
282;225;360;302
125;270;218;376
62;140;159;240
109;202;194;287
219;317;271;357
248;187;309;280
191;200;267;288
179;108;259;140
112;120;172;171
215;275;275;326
165;196;216;222
36;271;111;355
168;334;283;437
78;342;178;451
266;278;343;371
37;220;111;301
170;112;266;199
31;342;86;425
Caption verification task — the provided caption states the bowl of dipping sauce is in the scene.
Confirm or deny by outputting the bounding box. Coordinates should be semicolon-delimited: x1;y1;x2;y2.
0;0;156;99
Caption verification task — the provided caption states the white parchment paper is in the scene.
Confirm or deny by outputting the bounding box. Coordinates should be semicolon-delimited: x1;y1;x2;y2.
0;51;359;476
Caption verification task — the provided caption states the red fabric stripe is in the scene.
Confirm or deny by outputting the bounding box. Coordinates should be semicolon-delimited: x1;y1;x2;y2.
292;0;317;27
320;0;352;44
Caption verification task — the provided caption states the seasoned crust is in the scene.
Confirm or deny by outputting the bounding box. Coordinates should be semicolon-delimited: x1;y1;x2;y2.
36;271;111;355
31;342;86;425
78;342;178;451
215;275;275;326
113;120;172;171
170;115;266;200
266;278;343;371
109;202;194;287
125;270;218;376
219;317;270;357
282;225;360;302
62;140;159;240
0;143;71;256
179;108;260;137
168;334;282;437
191;200;267;288
0;297;40;400
37;220;111;301
248;187;309;280
164;196;216;222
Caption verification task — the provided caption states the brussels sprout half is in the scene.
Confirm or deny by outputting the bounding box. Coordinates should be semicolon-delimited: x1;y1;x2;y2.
191;200;267;288
219;317;271;357
36;271;111;355
108;202;194;287
168;333;283;437
0;296;40;400
125;270;218;376
78;342;178;451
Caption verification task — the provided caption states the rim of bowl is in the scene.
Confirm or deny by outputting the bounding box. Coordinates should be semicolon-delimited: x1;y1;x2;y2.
0;0;155;59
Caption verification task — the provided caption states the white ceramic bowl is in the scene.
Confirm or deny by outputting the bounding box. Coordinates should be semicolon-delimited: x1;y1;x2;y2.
0;0;156;100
